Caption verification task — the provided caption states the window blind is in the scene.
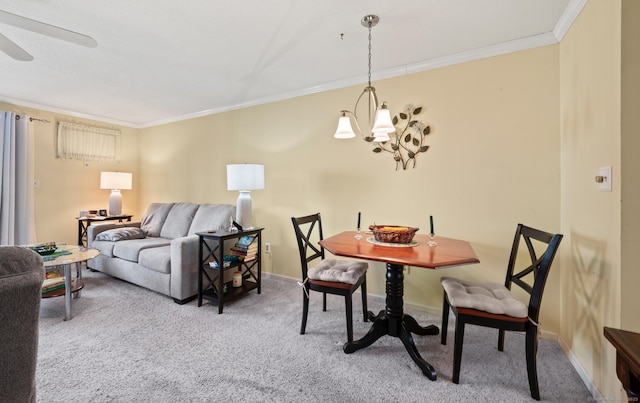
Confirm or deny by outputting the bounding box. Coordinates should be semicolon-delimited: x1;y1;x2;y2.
56;122;121;162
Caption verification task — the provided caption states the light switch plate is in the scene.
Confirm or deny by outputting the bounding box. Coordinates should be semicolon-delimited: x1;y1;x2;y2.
598;166;612;192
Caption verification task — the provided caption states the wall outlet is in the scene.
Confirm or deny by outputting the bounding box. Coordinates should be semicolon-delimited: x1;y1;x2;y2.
403;266;410;275
265;243;271;253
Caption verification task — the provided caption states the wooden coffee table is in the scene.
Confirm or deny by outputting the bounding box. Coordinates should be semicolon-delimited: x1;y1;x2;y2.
42;245;99;321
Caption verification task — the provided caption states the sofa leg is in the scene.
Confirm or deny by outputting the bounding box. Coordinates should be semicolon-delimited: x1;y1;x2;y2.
173;295;197;305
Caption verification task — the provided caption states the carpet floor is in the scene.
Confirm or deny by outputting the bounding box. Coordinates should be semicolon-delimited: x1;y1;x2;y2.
37;269;591;402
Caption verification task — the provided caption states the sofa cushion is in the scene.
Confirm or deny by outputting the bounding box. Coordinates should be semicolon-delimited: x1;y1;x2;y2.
112;238;172;263
138;245;171;274
160;203;199;239
141;203;175;237
95;227;146;242
188;204;235;235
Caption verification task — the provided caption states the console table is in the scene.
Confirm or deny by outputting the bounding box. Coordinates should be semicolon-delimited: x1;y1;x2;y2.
196;228;263;314
77;214;133;246
604;326;640;399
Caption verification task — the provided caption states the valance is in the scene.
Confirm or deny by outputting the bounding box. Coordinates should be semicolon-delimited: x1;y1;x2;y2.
57;122;120;162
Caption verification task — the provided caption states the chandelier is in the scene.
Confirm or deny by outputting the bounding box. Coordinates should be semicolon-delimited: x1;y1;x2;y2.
333;15;395;142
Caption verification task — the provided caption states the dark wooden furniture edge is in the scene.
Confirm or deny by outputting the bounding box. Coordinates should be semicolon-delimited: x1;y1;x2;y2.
604;326;640;399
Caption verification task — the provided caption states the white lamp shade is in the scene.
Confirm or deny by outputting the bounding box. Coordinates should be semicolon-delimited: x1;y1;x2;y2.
226;164;264;191
334;116;356;139
372;107;395;136
100;172;132;190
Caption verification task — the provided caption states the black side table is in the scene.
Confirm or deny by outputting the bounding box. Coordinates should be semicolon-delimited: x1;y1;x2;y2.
77;214;133;246
197;228;263;314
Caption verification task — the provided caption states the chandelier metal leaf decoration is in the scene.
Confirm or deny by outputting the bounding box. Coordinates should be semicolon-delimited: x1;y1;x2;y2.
371;104;432;170
333;15;434;170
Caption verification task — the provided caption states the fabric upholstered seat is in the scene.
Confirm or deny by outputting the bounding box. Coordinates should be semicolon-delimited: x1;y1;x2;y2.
292;213;368;343
440;277;528;318
440;224;562;400
308;259;368;285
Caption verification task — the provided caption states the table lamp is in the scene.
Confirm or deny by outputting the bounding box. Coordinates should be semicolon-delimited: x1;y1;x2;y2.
100;171;132;216
226;164;264;228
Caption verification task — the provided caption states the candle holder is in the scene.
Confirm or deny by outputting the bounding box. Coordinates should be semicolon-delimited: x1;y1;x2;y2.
354;227;363;240
428;233;438;247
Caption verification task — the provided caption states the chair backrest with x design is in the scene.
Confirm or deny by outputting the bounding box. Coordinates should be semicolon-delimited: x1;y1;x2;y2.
291;213;326;280
504;224;563;325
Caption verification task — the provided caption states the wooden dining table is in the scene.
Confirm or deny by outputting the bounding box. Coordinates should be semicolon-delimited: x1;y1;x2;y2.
319;231;479;380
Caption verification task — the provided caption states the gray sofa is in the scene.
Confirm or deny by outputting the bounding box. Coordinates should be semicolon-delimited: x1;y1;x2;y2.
87;202;235;303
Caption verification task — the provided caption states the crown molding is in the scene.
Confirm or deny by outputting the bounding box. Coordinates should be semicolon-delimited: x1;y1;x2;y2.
140;32;566;128
553;0;588;41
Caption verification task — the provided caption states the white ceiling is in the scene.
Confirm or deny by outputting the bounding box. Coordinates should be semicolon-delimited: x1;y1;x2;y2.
0;0;584;128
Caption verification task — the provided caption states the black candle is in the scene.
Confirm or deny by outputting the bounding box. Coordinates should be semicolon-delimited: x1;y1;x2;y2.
357;212;361;229
429;215;434;234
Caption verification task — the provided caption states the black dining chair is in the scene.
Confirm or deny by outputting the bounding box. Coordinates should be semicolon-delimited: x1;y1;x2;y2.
291;213;368;343
440;223;562;400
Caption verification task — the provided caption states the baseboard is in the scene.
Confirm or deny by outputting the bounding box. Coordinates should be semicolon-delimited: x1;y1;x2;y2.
557;336;603;400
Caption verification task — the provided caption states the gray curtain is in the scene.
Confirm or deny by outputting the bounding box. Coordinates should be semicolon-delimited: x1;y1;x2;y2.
0;111;36;245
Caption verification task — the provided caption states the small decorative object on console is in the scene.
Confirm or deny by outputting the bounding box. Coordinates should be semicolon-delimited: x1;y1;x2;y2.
369;225;419;244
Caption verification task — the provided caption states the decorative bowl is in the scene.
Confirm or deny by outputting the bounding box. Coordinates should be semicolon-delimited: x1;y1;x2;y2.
369;225;419;244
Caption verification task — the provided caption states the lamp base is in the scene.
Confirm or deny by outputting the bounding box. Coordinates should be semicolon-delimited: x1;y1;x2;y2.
108;190;122;216
236;191;252;229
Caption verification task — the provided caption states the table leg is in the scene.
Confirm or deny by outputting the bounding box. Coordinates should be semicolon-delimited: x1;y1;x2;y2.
78;220;90;247
198;239;203;307
343;262;439;380
217;247;224;314
63;263;72;321
74;261;82;299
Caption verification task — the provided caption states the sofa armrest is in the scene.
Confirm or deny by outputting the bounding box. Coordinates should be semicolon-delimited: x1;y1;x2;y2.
170;235;204;300
87;221;142;247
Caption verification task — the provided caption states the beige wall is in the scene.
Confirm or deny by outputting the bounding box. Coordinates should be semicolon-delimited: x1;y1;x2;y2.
0;102;141;245
3;1;633;397
138;45;562;325
559;0;625;399
621;0;640;332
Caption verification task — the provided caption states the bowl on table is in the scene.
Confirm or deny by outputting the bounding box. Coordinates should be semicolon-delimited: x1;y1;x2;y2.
369;225;419;244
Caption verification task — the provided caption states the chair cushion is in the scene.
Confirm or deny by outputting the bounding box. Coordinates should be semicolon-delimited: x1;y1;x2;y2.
308;259;367;285
441;277;528;318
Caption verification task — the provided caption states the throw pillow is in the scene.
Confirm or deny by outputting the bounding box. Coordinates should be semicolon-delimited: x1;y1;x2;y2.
95;227;146;242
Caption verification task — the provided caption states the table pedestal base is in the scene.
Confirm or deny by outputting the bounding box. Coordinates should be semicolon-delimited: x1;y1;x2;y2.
343;263;439;380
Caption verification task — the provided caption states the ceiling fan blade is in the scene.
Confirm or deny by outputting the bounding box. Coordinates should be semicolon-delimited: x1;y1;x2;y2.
0;10;97;48
0;32;33;61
